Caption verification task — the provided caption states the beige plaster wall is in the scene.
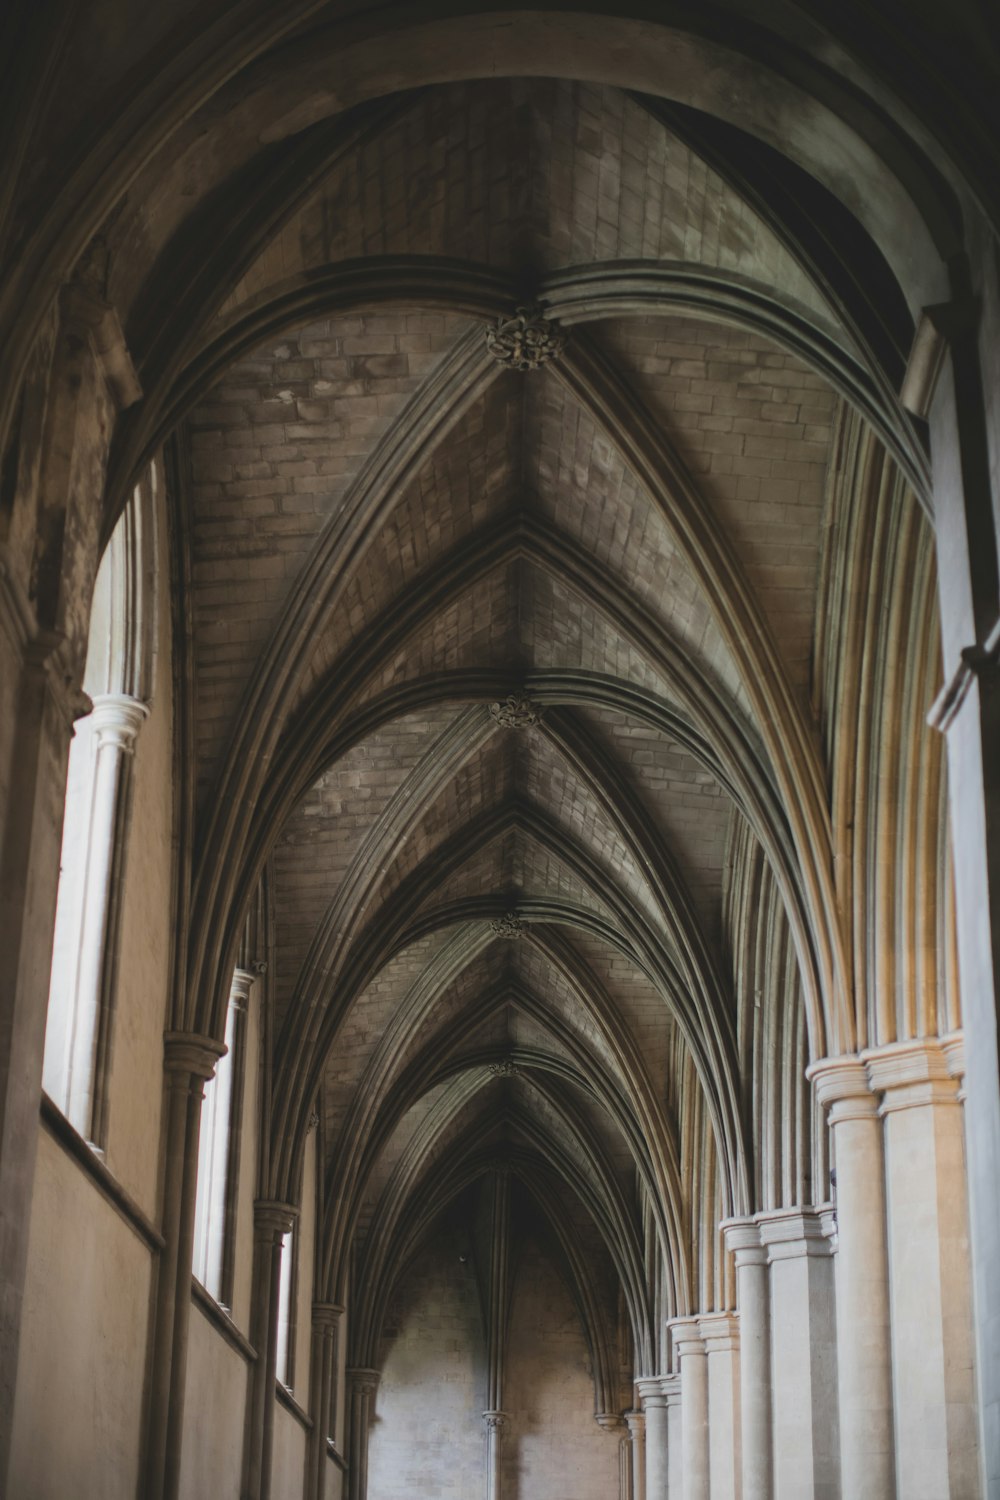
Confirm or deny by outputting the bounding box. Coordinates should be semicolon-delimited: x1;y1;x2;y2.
178;1303;249;1499
368;1232;486;1500
505;1237;618;1500
104;464;173;1211
272;1401;308;1500
8;1129;153;1498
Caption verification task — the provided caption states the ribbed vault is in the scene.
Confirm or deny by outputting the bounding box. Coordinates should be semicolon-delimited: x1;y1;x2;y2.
147;65;951;1437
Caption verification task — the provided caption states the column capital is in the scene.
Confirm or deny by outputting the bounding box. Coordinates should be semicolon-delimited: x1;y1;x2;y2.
347;1366;380;1397
253;1198;297;1238
721;1215;766;1265
312;1301;345;1331
806;1055;878;1121
635;1376;671;1410
595;1412;626;1433
757;1206;834;1261
163;1030;226;1081
482;1409;509;1430
624;1408;645;1439
862;1036;961;1113
696;1311;739;1353
90;691;149;751
229;968;256;1010
667;1315;705;1360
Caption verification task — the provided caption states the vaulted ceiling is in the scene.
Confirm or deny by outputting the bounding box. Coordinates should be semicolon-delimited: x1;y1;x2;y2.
166;73;932;1390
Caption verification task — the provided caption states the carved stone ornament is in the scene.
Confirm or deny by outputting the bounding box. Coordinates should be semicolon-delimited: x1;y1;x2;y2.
489;693;542;729
487;1060;519;1078
489;912;525;939
485;305;565;370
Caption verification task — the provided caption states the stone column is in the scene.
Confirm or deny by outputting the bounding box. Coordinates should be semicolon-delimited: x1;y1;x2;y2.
722;1218;771;1500
697;1314;740;1500
669;1318;709;1500
757;1208;838;1500
307;1301;344;1500
595;1411;627;1500
864;1036;980;1497
924;298;1000;1493
145;1032;226;1500
0;265;138;1492
243;1199;298;1500
808;1057;894;1499
64;692;147;1138
626;1408;646;1500
636;1378;670;1500
347;1368;380;1500
483;1410;508;1500
663;1376;682;1498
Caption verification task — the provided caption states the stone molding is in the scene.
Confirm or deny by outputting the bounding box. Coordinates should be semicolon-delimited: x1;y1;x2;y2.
696;1311;739;1354
312;1302;345;1331
666;1316;706;1361
635;1376;671;1410
90;692;149;752
941;1029;965;1079
347;1367;381;1397
253;1199;298;1238
624;1409;645;1438
163;1031;227;1081
230;968;256;1010
0;547;38;659
756;1207;834;1262
482;1409;509;1430
485;306;565;370
862;1036;961;1114
595;1412;626;1432
720;1215;766;1266
59;278;142;410
806;1055;878;1123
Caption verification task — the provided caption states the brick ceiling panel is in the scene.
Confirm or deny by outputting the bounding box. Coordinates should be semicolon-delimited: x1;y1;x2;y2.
506;943;625;1083
320;932;457;1147
296;376;523;709
519;728;662;927
359;567;518;702
221;79;830;322
574;706;733;947
269;709;458;1015
369;727;512;877
187;309;469;803
523;372;745;703
590;314;838;708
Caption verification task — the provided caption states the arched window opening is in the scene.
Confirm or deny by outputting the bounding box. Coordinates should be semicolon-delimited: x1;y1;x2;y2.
192;969;253;1305
276;1227;296;1390
42;469;157;1144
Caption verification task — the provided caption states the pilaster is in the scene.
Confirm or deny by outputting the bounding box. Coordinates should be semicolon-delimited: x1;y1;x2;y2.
636;1379;669;1500
625;1408;646;1500
668;1317;709;1500
864;1035;980;1496
757;1208;838;1500
722;1217;770;1500
697;1313;740;1500
807;1056;893;1499
347;1368;380;1500
146;1032;226;1500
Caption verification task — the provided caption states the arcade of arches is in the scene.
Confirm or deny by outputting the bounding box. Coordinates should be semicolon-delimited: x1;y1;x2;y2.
1;8;999;1500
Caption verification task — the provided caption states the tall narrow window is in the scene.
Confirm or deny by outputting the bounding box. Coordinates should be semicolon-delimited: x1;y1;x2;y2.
193;968;253;1305
276;1227;295;1389
43;473;155;1143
